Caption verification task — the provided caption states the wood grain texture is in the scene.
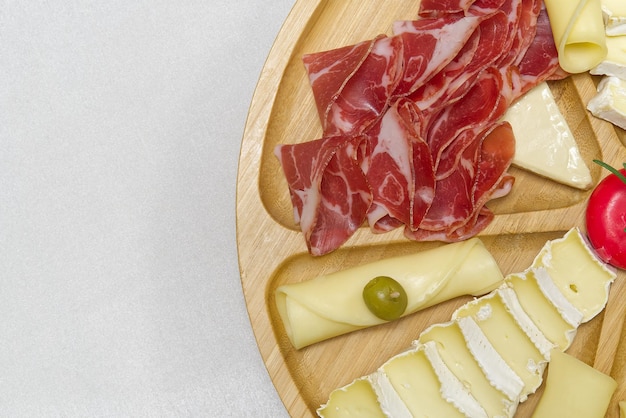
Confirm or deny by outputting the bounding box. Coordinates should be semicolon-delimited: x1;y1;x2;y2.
236;1;626;416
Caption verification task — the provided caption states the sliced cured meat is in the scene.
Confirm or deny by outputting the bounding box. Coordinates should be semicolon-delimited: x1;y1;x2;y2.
309;137;372;256
324;35;404;136
303;38;377;134
391;14;483;97
364;99;435;232
275;135;372;256
418;0;476;17
405;122;515;242
411;10;511;121
363;102;414;230
434;66;512;179
468;0;508;16
516;6;567;93
425;66;505;174
277;0;566;255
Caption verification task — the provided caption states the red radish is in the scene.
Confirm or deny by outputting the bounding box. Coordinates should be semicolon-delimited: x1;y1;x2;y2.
585;160;626;270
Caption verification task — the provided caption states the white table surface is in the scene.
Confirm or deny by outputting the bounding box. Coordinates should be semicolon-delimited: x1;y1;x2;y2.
1;1;295;416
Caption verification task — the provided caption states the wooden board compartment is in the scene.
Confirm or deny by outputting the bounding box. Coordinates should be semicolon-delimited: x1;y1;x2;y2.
237;1;626;416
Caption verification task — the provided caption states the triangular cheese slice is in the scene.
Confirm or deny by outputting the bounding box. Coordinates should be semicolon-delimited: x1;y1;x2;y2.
502;82;592;190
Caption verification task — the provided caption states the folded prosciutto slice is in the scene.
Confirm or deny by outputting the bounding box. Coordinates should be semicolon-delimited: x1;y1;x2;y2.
276;0;567;256
275;135;371;256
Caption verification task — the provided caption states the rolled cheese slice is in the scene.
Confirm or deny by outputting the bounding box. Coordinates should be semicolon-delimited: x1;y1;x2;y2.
276;238;503;349
544;0;607;73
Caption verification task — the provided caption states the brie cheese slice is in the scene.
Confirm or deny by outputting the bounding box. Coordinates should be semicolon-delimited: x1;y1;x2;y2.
503;82;592;189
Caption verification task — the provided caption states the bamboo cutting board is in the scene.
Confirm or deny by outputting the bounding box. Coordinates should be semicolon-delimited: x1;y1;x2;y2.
236;1;626;416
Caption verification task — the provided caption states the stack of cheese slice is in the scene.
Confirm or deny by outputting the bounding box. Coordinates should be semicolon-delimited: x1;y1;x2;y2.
317;228;617;418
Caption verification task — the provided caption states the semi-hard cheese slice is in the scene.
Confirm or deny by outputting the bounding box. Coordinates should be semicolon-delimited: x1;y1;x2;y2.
587;75;626;131
453;292;546;401
531;349;617;418
530;227;617;322
276;238;503;349
505;272;577;351
602;0;626;35
503;82;592;190
418;322;517;418
544;0;608;73
376;347;465;417
590;34;626;79
457;315;524;404
422;341;487;418
317;378;386;418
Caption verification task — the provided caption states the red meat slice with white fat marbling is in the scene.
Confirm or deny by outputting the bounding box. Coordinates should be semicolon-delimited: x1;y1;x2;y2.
405;122;515;241
363;98;435;233
418;0;476;17
321;35;404;136
516;6;567;92
303;38;378;135
391;14;483;98
275;135;372;256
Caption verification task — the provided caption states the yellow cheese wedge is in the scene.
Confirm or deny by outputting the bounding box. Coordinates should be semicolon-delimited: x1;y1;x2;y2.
379;347;465;417
317;378;386;418
531;349;617;418
620;400;626;418
530;227;616;322
544;0;608;73
503;82;592;189
276;238;503;349
505;272;576;351
453;292;546;401
419;322;516;418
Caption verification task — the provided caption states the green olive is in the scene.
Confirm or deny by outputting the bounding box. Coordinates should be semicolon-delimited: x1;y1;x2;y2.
362;276;408;321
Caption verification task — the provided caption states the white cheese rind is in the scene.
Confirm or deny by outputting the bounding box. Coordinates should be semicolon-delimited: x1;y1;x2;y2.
587;76;626;130
368;368;412;418
533;267;584;328
422;341;488;418
496;286;555;360
457;316;524;402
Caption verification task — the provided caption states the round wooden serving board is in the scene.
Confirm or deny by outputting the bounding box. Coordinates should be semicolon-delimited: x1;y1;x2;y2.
236;1;626;416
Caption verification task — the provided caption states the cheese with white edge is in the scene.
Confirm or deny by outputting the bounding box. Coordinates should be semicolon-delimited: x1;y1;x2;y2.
456;315;524;404
601;0;626;35
276;238;503;349
318;228;616;417
419;322;517;418
375;346;465;417
317;378;386;418
531;349;617;418
503;82;592;190
588;75;626;130
590;34;626;79
530;227;617;322
506;271;577;351
422;341;487;418
453;292;547;401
